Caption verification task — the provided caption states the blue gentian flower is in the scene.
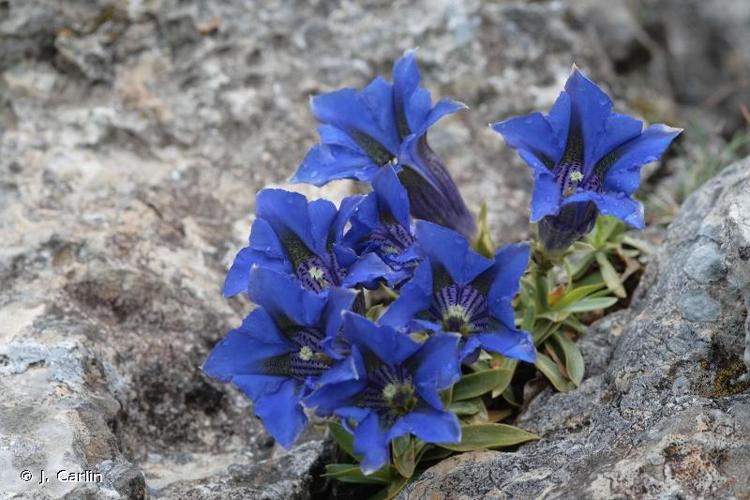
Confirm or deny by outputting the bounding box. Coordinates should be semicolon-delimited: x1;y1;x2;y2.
380;221;536;363
204;266;360;448
304;312;461;473
223;188;399;297
291;49;476;238
342;166;420;285
491;67;682;251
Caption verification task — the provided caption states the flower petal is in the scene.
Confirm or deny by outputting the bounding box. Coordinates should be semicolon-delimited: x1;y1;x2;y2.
602;124;683;195
390;407;461;444
372;165;411;228
380;260;434;331
311;78;400;155
476;327;536;364
203;308;291;382
250;378;308;448
564;67;613;168
414;221;492;284
292;143;379;186
352;411;391;474
564;191;645;229
591;112;643;166
341;251;405;289
256;189;317;256
410;333;461;409
342;312;421;365
247;266;326;327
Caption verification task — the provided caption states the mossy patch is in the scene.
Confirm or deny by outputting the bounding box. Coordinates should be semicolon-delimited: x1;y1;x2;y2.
696;352;750;398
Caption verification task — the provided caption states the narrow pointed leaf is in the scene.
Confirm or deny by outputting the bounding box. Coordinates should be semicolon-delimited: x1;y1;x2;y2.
535;351;576;392
551;283;606;311
595;252;626;298
437;423;539;452
328;421;355;459
566;296;618;313
323;464;396;484
452;368;514;401
549;331;585;386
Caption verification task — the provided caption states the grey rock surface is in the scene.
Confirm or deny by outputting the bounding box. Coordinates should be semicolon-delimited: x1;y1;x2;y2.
0;1;626;499
401;160;750;499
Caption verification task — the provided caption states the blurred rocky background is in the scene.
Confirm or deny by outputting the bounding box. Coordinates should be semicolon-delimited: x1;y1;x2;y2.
0;0;748;499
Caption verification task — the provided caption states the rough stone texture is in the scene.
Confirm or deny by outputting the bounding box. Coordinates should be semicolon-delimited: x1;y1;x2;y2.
3;0;749;498
0;1;630;498
401;160;750;499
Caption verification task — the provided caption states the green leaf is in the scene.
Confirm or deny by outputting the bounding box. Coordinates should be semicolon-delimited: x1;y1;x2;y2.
550;283;606;311
392;435;417;478
369;475;409;500
448;398;485;416
535;352;576;392
549;332;585;386
420;446;455;462
595;252;626;298
472;202;496;258
501;386;521;407
622;235;653;255
328;421;355;459
323;464;395;485
437;423;539;452
562;315;588;334
452;368;514;401
566;296;618;313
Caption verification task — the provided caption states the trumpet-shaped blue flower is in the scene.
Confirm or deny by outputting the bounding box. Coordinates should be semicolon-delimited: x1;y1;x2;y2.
342;166;420;284
223;188;399;297
204;266;359;448
291;49;476;238
304;312;461;474
381;221;536;363
491;67;682;251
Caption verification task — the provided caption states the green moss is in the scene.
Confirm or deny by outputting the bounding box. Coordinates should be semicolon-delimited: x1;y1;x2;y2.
699;354;750;398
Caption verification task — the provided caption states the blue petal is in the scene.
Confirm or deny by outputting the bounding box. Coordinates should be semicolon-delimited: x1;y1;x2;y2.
603;124;683;195
247;266;326;327
352;412;391;474
341;251;404;289
342;312;421;365
250;378;308;448
411;333;461;410
564;191;645;229
389;407;461;444
332;195;364;243
380;260;434;331
341;194;379;250
564;67;613;168
223;246;255;297
491;112;564;167
311;78;400;155
322;287;357;340
372;165;411;229
523;150;563;222
308;198;339;254
292;143;379;186
484;243;530;309
476;327;536;363
203;308;291;382
314;346;366;388
415;221;492;284
256;189;317;255
591;112;643;167
392;49;431;136
303;375;367;417
392;49;465;137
